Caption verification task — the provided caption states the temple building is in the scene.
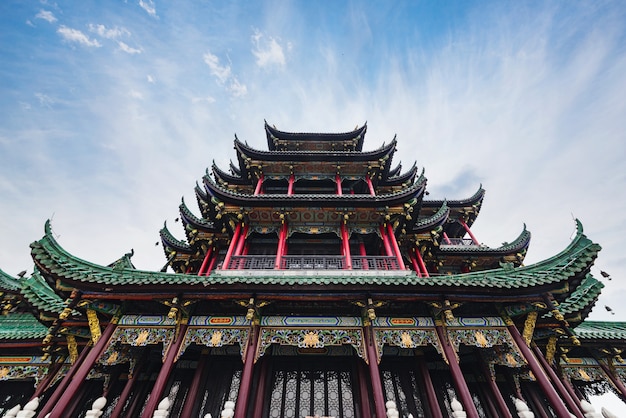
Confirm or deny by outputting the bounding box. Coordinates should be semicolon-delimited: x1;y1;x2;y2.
1;122;625;418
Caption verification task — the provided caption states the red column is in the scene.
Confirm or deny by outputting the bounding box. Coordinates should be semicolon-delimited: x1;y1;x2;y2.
336;174;343;195
365;326;387;418
417;356;443;418
222;223;242;270
379;225;393;257
531;344;584;418
140;323;189;418
179;351;209;418
442;231;452;245
479;357;513;418
366;175;376;196
415;248;430;277
31;358;65;400
459;220;479;245
357;360;373;417
274;222;288;269
386;222;406;270
197;247;213;276
110;357;146;418
596;357;626;400
37;344;92;417
435;324;480;418
252;357;269;417
254;174;264;195
507;323;574;418
341;223;352;270
287;174;295;195
235;324;259;418
205;248;218;276
409;253;421;277
46;319;118;418
359;240;369;270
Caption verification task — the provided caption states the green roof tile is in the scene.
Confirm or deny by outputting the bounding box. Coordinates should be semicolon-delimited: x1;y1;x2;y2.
574;321;626;340
0;313;48;340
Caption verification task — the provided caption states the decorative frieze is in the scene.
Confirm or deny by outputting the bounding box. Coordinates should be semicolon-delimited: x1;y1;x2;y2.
0;357;50;383
561;357;607;382
178;327;249;361
374;328;443;363
261;316;362;327
100;326;175;364
257;328;365;362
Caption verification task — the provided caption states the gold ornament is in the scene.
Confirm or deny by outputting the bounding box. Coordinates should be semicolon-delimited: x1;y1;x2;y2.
86;309;101;344
66;335;78;364
522;311;538;346
546;336;557;365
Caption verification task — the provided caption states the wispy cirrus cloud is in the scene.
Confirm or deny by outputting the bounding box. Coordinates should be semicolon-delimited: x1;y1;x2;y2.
251;30;289;68
88;24;130;39
139;0;157;17
57;26;101;47
35;10;57;23
118;41;142;54
203;51;247;97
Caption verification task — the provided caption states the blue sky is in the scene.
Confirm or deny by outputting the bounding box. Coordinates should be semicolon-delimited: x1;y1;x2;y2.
1;0;626;408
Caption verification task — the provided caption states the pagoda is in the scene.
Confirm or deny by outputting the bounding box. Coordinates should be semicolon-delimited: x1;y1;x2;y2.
0;122;625;418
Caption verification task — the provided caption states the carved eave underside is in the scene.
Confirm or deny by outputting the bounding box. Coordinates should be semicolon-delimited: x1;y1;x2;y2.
422;186;486;237
419;226;532;272
234;137;397;182
265;121;367;152
203;173;425;209
212;161;250;187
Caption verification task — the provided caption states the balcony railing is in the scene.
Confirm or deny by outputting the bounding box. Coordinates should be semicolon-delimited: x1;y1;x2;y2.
226;255;400;271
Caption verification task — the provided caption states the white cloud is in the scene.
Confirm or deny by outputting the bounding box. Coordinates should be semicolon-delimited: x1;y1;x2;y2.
251;30;286;68
35;10;57;23
139;0;157;17
203;52;231;84
191;96;216;104
88;24;130;39
229;78;248;97
129;90;143;99
57;26;101;47
147;75;155;83
34;93;55;107
118;41;142;54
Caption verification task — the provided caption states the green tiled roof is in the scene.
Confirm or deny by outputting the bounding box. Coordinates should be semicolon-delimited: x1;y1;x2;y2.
0;268;20;292
552;274;603;318
574;321;626;340
0;313;48;340
30;219;600;292
20;271;68;314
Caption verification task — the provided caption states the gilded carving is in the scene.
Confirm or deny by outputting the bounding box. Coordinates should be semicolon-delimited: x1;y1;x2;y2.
86;309;101;344
545;336;557;365
66;335;78;364
522;311;538;346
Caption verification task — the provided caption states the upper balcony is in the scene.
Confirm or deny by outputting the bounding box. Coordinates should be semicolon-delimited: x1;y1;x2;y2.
226;255;400;271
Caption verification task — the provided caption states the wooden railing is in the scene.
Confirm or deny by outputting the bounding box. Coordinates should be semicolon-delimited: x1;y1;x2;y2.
226;255;400;270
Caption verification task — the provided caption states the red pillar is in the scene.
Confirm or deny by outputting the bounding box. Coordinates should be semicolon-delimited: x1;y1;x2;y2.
596;357;626;400
222;223;242;270
31;358;65;400
275;222;288;269
442;231;452;245
37;344;93;417
379;225;393;257
435;324;480;418
478;357;513;418
110;360;145;418
417;356;443;418
532;344;584;418
415;248;430;277
179;351;209;418
507;323;574;418
365;326;387;418
140;323;189;418
254;174;264;195
366;175;376;196
386;222;406;270
197;247;213;276
205;248;218;276
460;220;479;245
341;223;352;270
46;319;118;418
235;325;259;418
252;357;269;417
357;360;373;417
287;174;295;195
336;174;343;195
409;253;421;277
359;240;369;270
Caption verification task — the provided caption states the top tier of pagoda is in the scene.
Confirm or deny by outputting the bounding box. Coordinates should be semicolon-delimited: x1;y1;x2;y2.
160;122;531;277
